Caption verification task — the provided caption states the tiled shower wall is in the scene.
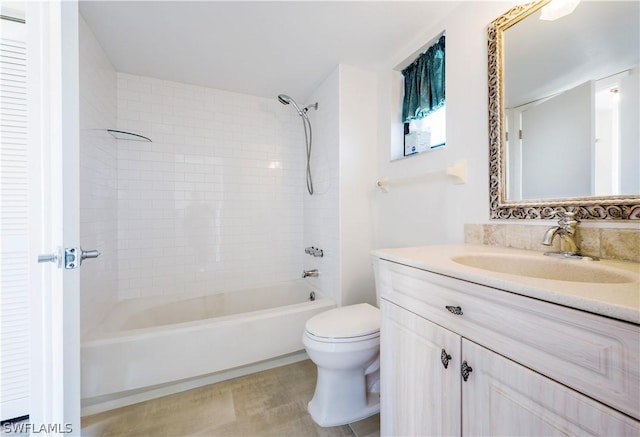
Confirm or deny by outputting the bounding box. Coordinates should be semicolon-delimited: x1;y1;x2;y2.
116;73;305;299
302;68;341;303
79;17;119;335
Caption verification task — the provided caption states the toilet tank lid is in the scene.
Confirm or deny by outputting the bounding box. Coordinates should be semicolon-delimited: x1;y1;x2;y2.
305;303;380;339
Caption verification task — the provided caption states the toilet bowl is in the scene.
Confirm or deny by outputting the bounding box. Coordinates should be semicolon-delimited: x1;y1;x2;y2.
302;303;380;427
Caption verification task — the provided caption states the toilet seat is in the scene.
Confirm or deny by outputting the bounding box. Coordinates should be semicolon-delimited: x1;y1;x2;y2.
304;330;380;344
305;303;380;343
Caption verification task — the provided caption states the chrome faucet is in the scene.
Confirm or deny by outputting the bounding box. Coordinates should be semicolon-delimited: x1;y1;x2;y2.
302;269;319;278
542;212;583;258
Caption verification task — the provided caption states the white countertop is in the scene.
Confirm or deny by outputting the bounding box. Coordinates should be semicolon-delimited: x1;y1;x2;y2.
371;244;640;324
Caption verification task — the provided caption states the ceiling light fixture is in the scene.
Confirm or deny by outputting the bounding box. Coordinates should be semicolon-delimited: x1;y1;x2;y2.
610;87;621;103
539;0;580;21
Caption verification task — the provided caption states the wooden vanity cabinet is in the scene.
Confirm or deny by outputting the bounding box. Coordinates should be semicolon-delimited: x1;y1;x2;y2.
381;301;461;436
378;259;640;436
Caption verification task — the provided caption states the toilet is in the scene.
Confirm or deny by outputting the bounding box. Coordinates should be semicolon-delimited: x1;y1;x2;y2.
302;303;380;427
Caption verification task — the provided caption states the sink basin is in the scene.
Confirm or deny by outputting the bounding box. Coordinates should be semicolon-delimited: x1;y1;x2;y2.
451;253;635;284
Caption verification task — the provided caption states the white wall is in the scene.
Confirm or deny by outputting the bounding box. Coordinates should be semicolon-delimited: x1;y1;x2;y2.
116;74;305;299
79;16;119;336
619;69;640;195
338;65;378;306
595;108;614;195
373;2;512;249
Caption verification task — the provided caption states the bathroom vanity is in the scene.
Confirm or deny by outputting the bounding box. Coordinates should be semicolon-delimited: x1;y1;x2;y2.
372;245;640;436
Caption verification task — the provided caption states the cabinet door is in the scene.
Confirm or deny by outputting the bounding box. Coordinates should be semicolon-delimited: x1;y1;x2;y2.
380;299;461;436
462;339;640;436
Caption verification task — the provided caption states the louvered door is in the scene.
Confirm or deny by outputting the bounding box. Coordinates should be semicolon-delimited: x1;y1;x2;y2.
0;13;29;421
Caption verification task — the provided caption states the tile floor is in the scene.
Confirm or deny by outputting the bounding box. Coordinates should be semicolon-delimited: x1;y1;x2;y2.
82;360;380;437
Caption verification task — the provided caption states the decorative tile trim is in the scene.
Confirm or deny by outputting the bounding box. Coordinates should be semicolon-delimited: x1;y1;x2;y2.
465;224;640;263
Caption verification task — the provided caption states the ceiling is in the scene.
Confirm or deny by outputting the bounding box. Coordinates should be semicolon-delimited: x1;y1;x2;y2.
79;1;462;102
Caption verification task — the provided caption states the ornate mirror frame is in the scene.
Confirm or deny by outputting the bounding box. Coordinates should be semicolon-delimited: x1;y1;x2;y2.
487;1;640;220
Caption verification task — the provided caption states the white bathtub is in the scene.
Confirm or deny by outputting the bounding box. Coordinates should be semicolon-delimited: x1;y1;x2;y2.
81;280;335;400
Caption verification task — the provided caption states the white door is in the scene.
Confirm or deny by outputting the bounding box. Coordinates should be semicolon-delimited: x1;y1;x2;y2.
26;1;82;434
380;300;461;437
520;81;593;199
1;4;29;422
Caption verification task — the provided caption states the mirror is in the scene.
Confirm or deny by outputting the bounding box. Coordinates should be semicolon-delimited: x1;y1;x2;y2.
488;0;640;220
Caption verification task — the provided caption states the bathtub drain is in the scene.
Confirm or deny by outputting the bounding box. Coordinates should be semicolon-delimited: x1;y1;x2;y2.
309;291;316;301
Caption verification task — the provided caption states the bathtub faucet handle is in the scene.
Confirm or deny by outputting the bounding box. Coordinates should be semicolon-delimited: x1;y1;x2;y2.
304;246;323;257
302;269;319;278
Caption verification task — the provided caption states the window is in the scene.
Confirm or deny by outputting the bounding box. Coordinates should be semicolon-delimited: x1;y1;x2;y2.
401;33;446;157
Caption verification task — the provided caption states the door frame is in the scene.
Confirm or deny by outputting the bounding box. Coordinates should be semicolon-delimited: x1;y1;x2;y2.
27;1;81;433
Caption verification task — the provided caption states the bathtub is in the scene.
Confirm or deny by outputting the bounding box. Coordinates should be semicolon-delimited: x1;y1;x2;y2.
81;280;335;401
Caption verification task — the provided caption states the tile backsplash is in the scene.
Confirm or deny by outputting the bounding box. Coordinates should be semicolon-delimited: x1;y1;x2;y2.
465;223;640;263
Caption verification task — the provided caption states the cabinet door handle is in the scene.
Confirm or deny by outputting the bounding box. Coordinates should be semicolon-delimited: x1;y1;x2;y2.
445;305;463;315
441;349;452;369
461;361;473;381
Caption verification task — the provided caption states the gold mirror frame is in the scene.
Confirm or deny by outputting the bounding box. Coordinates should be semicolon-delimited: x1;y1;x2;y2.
487;1;640;220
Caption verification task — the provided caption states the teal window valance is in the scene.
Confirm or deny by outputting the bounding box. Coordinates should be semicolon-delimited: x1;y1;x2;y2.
402;35;445;123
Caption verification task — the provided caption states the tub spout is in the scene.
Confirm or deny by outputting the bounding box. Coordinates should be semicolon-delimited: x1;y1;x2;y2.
302;269;319;278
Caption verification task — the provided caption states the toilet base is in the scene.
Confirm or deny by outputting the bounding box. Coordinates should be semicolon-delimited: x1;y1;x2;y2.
308;392;380;428
307;367;380;427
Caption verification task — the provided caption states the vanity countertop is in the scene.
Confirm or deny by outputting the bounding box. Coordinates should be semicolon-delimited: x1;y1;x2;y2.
371;244;640;324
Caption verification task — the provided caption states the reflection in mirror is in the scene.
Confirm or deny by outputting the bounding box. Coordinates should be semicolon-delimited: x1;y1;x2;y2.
504;1;639;201
488;0;640;220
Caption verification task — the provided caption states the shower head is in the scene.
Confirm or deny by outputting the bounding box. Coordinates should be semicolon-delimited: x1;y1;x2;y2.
277;94;303;115
277;94;291;105
278;93;316;195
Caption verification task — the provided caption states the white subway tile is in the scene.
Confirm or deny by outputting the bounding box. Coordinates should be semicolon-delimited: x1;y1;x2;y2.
113;73;307;299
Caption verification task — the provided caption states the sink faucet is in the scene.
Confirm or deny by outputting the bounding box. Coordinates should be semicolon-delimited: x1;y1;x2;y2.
302;269;319;278
542;212;580;256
